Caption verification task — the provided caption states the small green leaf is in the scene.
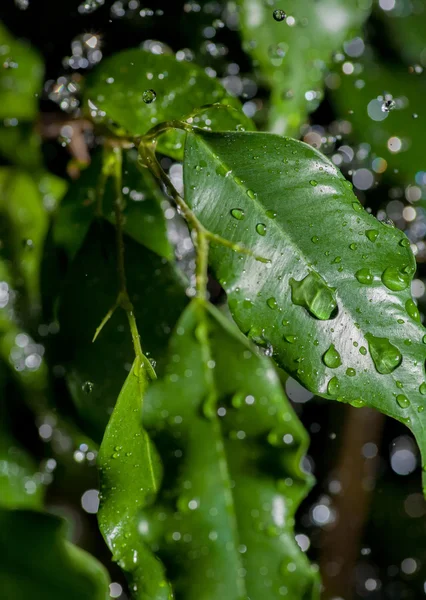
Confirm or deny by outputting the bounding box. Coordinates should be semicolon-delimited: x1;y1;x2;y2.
0;509;110;600
84;49;253;158
0;22;44;121
183;130;426;477
99;298;319;599
57;221;187;440
54;149;172;260
237;0;370;135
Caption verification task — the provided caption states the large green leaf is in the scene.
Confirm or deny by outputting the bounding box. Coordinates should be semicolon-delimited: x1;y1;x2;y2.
84;49;254;159
98;298;319;599
0;22;44;121
237;0;370;135
54;149;172;260
331;55;425;184
183;130;426;483
57;221;187;440
0;509;110;600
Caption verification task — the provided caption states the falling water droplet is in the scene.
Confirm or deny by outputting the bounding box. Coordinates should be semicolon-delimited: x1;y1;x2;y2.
365;333;402;374
273;8;287;21
142;89;157;104
82;381;94;394
323;345;341;369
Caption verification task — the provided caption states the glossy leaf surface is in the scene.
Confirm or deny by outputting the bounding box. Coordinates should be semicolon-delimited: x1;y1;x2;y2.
57;221;187;440
54;149;172;260
237;0;369;135
0;22;43;120
0;509;110;600
98;298;319;599
84;49;253;158
184;130;426;473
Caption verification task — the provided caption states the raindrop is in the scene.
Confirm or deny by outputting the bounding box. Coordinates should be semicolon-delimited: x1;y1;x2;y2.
419;383;426;395
82;381;94;394
256;223;267;236
323;345;341;369
365;333;402;374
246;189;256;199
406;298;420;322
309;180;318;187
142;89;157;104
381;98;396;113
365;229;379;242
290;271;337;320
266;209;277;219
346;368;356;377
311;236;319;244
396;394;410;409
359;346;367;355
273;9;287;21
399;238;410;248
267;297;278;310
355;268;373;284
327;376;340;395
381;266;410;291
231;208;245;220
284;334;297;344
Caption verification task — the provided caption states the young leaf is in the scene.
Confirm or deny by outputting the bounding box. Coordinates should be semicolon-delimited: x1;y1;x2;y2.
0;509;110;599
237;0;370;135
57;221;187;440
0;22;44;121
84;49;253;159
99;298;319;599
183;130;426;480
54;149;172;260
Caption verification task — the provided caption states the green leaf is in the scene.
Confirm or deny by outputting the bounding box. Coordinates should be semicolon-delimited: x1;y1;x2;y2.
84;48;253;159
0;124;43;169
237;0;370;135
0;22;44;121
0;509;110;600
376;4;426;66
98;298;319;599
183;130;426;481
331;55;425;184
54;149;172;260
57;221;188;440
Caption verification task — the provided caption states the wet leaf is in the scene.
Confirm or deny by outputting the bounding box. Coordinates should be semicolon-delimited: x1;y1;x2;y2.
0;509;110;600
84;48;254;159
183;130;426;479
54;149;172;260
237;0;369;135
57;221;187;441
99;298;319;599
0;22;44;121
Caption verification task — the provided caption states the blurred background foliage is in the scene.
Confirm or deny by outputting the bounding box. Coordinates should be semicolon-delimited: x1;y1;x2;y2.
1;0;426;599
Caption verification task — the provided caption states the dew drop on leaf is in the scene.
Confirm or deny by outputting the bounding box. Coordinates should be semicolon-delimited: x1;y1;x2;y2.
266;209;277;219
272;8;287;21
355;268;373;284
267;297;278;310
309;180;318;187
290;271;337;320
322;344;341;369
365;333;402;374
327;376;340;395
230;208;245;220
365;229;379;242
142;89;156;104
396;394;410;409
256;223;267;236
246;189;257;199
399;237;410;248
381;266;410;291
419;383;426;395
284;334;297;344
405;298;420;322
82;381;94;394
346;368;356;377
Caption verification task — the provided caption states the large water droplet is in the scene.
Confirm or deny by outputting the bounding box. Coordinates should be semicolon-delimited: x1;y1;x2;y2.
256;223;267;236
290;271;337;320
355;268;373;284
396;394;410;409
323;345;341;369
327;376;340;395
419;383;426;395
365;229;379;242
142;89;156;104
381;266;410;291
406;298;420;322
365;333;402;374
231;208;245;220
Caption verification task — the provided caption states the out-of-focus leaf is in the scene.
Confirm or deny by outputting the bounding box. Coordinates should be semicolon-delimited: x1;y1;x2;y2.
0;509;110;600
237;0;370;135
331;55;425;184
54;149;172;260
0;22;43;121
98;298;319;599
84;49;254;159
183;130;426;486
0;125;42;169
57;221;187;441
376;3;426;66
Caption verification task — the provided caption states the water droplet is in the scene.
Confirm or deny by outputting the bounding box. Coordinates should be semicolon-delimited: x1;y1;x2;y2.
359;346;367;355
267;297;278;310
381;99;396;113
246;189;256;199
355;268;373;284
352;202;363;212
399;238;410;248
419;383;426;395
142;89;156;104
290;271;337;320
327;376;340;395
231;208;245;220
406;298;420;322
423;335;426;344
365;229;379;242
396;394;410;409
365;333;402;374
266;209;277;219
346;368;356;377
82;381;94;394
311;236;319;244
323;345;341;369
381;266;410;291
284;334;297;344
350;398;366;408
273;8;287;21
309;180;318;187
256;223;267;236
349;243;357;251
